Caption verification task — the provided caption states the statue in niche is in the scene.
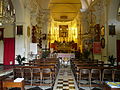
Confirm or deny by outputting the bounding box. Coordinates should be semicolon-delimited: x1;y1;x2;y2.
94;24;100;41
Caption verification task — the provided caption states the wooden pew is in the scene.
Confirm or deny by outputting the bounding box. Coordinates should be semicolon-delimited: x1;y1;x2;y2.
13;65;57;86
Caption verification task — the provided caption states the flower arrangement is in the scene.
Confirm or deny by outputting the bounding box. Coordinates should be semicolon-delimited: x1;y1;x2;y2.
108;55;116;66
42;50;50;58
15;55;26;65
83;49;90;59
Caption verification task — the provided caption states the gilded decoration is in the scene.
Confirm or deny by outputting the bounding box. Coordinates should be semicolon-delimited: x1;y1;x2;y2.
0;1;3;17
51;41;77;53
27;26;30;37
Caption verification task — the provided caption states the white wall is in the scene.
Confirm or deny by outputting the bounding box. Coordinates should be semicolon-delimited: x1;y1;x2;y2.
24;7;31;61
12;0;25;59
0;41;4;63
108;36;117;57
107;0;120;59
12;0;31;63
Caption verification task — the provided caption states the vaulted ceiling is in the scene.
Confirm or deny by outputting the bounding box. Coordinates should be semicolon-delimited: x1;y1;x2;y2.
49;0;81;21
28;0;94;22
28;0;82;22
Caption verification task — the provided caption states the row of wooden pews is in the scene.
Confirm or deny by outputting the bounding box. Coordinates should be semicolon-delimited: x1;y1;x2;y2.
70;58;120;88
13;58;60;87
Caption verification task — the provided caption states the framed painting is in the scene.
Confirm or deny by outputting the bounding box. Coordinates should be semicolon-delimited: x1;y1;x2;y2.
109;25;115;35
0;28;4;40
17;25;23;35
59;25;68;37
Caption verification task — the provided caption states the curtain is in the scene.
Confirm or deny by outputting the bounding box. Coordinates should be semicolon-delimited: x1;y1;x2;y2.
4;38;15;65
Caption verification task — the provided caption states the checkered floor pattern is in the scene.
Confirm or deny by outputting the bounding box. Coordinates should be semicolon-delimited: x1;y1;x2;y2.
54;67;78;90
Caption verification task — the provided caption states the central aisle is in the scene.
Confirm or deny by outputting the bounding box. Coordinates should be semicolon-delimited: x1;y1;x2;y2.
53;66;79;90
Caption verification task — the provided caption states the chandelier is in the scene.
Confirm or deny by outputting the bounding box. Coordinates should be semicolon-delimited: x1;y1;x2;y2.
0;0;15;25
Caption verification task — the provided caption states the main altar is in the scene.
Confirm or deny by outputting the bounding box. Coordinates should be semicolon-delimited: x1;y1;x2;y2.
50;41;77;53
49;24;78;53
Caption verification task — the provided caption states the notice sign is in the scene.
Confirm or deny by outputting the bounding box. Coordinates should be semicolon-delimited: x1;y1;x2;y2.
93;42;101;54
30;43;37;54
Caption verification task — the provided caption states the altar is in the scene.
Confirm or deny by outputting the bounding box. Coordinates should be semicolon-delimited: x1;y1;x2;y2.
57;53;75;60
57;53;75;66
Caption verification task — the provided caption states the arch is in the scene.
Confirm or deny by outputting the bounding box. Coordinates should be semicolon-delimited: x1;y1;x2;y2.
11;0;25;23
108;0;120;23
80;0;88;11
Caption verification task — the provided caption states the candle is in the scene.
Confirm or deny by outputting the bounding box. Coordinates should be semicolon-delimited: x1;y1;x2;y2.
8;5;10;10
13;9;15;14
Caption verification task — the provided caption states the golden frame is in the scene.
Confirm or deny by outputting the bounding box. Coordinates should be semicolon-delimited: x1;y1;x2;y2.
59;25;68;37
0;0;3;17
27;26;30;37
101;26;105;37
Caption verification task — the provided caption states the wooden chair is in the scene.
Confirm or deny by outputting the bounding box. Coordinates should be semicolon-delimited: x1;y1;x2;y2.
91;69;101;84
102;69;113;82
13;68;23;79
32;67;41;85
41;67;53;85
79;69;91;87
23;68;32;85
113;70;120;82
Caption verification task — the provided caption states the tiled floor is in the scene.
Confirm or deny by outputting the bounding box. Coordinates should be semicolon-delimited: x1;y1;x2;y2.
0;65;103;90
53;66;103;90
53;66;79;90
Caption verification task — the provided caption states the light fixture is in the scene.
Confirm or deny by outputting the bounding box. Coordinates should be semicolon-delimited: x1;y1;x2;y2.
0;0;15;24
0;22;2;26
